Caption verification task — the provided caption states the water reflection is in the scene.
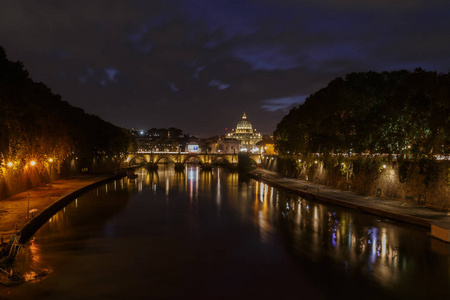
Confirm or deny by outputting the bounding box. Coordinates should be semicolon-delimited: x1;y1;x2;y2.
4;167;449;299
11;179;134;285
134;169;448;295
247;181;450;298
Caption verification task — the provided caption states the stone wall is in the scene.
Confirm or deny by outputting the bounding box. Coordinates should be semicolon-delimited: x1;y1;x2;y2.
0;165;55;200
276;156;450;211
0;158;122;200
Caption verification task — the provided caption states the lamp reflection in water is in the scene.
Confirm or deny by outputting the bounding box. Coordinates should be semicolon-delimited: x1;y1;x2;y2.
165;175;169;197
254;182;275;244
216;168;221;207
20;237;53;282
188;166;199;203
271;192;402;288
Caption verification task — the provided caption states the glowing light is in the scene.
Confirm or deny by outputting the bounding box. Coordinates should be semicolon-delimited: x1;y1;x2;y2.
30;160;36;166
383;164;386;169
314;160;318;164
7;162;13;167
48;158;53;162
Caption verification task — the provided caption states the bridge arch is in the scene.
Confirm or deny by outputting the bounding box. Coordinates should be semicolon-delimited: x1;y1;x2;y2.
248;157;258;166
155;155;177;164
211;156;231;165
183;154;204;164
125;152;264;168
127;155;147;166
249;154;262;165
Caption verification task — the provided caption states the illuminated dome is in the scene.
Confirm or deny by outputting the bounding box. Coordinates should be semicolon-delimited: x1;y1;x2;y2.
226;112;262;151
236;112;253;133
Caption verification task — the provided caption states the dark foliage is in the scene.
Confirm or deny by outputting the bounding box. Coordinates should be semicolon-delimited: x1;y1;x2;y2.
274;70;450;158
0;46;134;172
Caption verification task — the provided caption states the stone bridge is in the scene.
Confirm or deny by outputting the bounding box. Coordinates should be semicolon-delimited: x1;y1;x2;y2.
125;152;263;167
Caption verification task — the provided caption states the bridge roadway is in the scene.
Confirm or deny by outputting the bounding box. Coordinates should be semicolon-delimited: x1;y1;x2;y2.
125;151;277;167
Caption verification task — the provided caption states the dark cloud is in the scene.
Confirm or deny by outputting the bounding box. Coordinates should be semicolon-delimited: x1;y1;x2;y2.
1;0;450;137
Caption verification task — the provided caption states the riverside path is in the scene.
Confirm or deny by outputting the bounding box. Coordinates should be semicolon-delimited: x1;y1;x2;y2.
0;174;122;256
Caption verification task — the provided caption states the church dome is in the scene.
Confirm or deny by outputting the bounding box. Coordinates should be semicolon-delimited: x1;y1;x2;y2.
236;112;253;133
226;112;262;150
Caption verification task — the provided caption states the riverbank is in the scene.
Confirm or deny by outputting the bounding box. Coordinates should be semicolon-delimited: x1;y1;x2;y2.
0;173;124;264
249;168;450;243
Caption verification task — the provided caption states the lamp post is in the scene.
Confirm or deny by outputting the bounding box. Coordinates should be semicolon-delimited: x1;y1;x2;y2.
27;192;30;220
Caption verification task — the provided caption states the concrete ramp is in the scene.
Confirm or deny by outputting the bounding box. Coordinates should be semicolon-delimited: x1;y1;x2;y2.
431;221;450;243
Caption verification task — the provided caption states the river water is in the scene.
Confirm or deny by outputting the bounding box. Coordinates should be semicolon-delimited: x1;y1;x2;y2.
2;166;449;299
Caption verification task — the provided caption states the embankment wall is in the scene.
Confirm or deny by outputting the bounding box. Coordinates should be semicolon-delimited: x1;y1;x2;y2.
0;158;122;200
274;157;450;210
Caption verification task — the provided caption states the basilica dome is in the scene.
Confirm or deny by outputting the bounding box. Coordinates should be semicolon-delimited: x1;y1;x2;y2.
236;112;253;133
226;112;262;151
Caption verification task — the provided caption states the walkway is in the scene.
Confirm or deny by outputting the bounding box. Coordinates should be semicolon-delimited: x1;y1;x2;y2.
0;174;120;251
250;169;450;242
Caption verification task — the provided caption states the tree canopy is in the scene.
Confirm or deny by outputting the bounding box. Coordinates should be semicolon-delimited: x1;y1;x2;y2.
274;70;450;158
0;46;134;172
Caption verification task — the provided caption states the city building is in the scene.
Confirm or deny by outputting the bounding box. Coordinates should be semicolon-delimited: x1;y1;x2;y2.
217;139;240;154
130;127;189;152
225;112;262;152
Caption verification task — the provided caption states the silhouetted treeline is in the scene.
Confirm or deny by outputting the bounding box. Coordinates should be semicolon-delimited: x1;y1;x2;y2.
0;46;135;173
274;69;450;158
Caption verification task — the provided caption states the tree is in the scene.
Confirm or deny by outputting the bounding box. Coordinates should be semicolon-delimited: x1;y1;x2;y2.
274;70;450;158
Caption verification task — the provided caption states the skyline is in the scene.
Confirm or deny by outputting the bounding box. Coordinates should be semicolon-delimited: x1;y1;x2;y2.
1;1;450;137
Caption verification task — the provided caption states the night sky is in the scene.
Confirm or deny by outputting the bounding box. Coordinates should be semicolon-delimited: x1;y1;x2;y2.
1;1;450;137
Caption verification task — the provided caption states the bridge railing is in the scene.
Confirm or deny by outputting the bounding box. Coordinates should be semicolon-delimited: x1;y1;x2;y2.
134;151;242;155
135;151;189;154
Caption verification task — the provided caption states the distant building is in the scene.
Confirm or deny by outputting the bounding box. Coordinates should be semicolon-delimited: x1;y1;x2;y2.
130;127;188;152
217;139;240;154
135;137;156;152
225;112;262;152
